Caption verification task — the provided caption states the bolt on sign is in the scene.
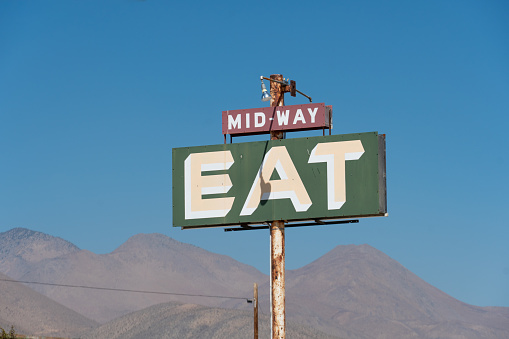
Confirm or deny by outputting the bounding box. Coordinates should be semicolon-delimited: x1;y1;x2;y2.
222;103;332;137
172;132;387;229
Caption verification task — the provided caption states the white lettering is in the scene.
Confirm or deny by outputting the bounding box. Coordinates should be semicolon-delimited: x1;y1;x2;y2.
276;110;290;126
307;107;318;123
254;112;265;128
240;146;311;216
184;151;235;219
246;113;250;129
308;140;364;210
228;114;241;130
293;109;306;124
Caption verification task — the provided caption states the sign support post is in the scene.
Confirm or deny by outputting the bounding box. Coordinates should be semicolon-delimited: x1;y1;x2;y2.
172;73;387;339
254;282;258;339
269;74;286;339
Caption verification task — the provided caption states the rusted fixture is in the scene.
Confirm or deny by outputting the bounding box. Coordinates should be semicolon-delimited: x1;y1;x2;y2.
260;75;312;103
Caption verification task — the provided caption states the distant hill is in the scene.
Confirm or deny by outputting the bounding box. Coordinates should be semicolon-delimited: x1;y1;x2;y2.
3;229;266;323
0;271;98;337
280;244;509;338
0;228;79;278
82;301;341;339
1;228;508;338
216;245;509;339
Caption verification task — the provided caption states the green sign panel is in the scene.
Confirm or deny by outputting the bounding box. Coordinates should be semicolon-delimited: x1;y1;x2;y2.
172;132;386;228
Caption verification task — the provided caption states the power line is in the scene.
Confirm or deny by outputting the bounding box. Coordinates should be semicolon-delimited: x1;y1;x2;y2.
0;278;250;301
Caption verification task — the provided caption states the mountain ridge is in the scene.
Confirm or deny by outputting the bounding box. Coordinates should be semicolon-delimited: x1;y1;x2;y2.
0;271;98;337
3;229;265;323
1;227;508;339
279;243;509;338
0;228;80;279
82;301;341;339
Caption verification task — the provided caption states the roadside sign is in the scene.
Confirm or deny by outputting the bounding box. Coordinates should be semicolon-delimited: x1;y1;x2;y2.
222;103;331;137
172;132;386;229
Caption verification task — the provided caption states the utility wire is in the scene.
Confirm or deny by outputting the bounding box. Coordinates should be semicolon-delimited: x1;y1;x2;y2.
0;278;250;301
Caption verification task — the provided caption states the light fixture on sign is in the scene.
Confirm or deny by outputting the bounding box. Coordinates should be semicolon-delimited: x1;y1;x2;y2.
261;78;271;102
260;75;313;103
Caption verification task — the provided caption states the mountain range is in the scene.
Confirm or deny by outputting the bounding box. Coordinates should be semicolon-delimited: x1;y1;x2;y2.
0;228;264;323
0;227;508;338
0;271;97;337
82;301;340;339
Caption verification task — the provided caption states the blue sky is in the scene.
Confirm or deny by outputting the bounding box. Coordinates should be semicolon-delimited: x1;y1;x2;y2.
1;0;508;307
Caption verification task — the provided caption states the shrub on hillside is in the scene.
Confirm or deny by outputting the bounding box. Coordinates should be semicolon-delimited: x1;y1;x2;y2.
0;326;16;339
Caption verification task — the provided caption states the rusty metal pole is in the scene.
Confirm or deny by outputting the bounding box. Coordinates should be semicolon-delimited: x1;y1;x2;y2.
254;282;258;339
269;74;285;339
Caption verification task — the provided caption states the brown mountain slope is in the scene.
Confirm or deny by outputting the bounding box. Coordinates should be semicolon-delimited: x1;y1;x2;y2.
0;228;79;279
17;233;266;323
0;272;98;337
0;316;28;336
82;301;341;339
1;229;508;338
277;244;509;339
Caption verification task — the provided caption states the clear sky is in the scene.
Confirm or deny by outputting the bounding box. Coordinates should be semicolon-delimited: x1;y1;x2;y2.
1;0;508;307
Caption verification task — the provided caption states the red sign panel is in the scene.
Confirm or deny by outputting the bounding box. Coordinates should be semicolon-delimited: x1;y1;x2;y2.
222;103;332;136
